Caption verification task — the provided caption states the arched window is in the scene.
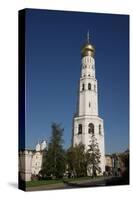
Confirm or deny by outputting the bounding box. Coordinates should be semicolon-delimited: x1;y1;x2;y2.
82;83;85;91
99;124;101;135
88;83;91;90
78;124;82;134
88;123;94;134
89;102;91;107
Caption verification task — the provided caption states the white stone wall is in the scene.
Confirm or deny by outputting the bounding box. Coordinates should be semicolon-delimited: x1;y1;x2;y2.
19;150;33;181
81;56;95;78
79;82;98;116
19;140;46;181
31;151;43;175
19;150;43;181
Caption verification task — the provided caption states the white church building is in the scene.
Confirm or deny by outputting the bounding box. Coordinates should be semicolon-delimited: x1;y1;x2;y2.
19;140;47;181
72;32;105;174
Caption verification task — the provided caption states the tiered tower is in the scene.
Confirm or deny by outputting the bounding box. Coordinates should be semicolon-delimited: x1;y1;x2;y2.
72;32;105;173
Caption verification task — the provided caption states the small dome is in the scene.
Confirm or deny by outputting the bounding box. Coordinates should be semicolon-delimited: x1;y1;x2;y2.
40;140;47;151
36;143;41;151
81;43;95;57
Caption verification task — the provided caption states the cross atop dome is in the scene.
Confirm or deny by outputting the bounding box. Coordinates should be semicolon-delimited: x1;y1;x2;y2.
81;31;95;57
87;30;90;43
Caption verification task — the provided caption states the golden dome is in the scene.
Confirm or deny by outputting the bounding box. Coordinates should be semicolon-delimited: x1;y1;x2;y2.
81;43;95;58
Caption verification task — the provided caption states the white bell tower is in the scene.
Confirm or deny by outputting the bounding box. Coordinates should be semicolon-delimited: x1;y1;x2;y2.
72;31;105;173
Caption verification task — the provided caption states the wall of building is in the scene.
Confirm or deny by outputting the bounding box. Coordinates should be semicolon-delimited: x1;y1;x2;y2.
32;151;43;175
19;150;43;181
19;150;33;182
19;141;46;181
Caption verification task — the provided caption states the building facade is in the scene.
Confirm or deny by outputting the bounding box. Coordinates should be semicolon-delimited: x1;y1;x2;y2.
72;33;105;174
105;150;129;176
105;155;113;169
19;140;47;181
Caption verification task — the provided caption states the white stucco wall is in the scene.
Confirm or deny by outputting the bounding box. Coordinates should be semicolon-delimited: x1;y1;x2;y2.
31;151;43;175
19;150;33;181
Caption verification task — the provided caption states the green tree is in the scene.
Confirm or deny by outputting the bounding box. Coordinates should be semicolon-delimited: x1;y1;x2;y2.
66;143;87;178
87;133;101;178
42;123;66;179
119;150;129;181
120;150;129;170
39;148;48;179
66;146;75;176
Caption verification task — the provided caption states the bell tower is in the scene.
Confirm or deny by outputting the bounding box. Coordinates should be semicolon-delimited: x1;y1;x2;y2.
72;31;105;174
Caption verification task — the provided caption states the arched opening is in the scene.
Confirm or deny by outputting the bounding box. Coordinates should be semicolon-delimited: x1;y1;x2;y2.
99;124;101;135
82;83;85;91
88;83;91;90
78;124;82;134
88;123;94;134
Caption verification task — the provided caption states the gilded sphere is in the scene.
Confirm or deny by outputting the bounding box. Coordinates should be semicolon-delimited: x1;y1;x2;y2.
81;43;95;57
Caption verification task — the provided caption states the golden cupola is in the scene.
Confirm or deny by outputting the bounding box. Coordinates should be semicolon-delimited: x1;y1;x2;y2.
81;31;95;57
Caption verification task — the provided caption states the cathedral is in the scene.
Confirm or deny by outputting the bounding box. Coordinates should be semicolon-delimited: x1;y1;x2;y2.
72;32;105;174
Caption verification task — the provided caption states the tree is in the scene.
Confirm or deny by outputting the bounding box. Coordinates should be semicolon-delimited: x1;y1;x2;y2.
120;150;129;170
66;143;87;178
119;150;129;182
66;146;75;177
39;148;48;179
42;123;66;179
86;133;101;178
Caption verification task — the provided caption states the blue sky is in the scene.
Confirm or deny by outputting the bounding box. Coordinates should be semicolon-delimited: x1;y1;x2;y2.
24;9;129;154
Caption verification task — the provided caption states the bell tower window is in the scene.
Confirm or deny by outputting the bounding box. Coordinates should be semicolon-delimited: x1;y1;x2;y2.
88;83;91;90
78;124;82;134
82;83;85;91
88;123;94;134
99;124;101;135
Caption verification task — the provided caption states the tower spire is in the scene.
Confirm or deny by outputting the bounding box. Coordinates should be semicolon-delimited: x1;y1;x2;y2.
87;30;90;43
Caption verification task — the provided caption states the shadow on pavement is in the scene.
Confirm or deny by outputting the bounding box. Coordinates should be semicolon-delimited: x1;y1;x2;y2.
63;176;129;188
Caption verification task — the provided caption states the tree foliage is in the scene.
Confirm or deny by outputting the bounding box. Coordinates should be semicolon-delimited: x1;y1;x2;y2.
119;150;129;180
42;123;66;179
86;133;101;177
41;123;102;179
66;143;87;177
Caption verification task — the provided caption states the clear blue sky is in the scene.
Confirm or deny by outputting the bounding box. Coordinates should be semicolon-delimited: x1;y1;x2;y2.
24;9;129;154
